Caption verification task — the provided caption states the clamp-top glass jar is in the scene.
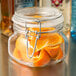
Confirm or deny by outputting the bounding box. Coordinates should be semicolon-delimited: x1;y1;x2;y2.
8;7;68;67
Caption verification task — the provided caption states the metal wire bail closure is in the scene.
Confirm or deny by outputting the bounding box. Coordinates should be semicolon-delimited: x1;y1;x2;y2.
25;22;41;58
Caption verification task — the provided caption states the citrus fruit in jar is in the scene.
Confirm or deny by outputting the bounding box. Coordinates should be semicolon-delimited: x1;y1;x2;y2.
13;48;22;60
55;47;63;60
14;35;34;62
13;28;64;67
33;49;51;67
44;45;60;58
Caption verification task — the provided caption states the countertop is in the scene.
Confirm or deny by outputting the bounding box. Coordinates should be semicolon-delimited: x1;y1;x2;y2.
0;31;76;76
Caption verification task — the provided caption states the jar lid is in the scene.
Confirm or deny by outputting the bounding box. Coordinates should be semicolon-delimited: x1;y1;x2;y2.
12;7;64;28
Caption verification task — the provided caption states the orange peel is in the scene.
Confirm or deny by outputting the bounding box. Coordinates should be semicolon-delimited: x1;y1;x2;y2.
55;48;63;60
48;33;64;46
13;48;22;60
44;45;60;58
15;36;34;62
33;49;51;67
29;33;64;52
29;35;48;51
28;27;55;32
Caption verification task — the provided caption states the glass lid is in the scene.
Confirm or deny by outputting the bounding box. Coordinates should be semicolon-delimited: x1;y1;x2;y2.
12;7;64;28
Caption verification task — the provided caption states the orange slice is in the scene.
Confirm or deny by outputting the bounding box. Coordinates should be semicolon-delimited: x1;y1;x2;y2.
48;33;64;46
15;36;27;52
33;49;51;67
19;47;34;62
15;36;34;62
55;48;63;60
28;28;64;52
28;27;55;32
44;45;60;58
29;35;48;51
13;48;22;60
29;33;64;52
13;48;40;63
34;51;40;56
32;15;42;18
13;48;33;62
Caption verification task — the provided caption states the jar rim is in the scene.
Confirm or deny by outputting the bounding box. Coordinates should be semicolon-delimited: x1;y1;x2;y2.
12;7;64;28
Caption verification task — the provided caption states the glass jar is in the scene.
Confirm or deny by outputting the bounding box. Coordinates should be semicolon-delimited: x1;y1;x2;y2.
8;7;68;67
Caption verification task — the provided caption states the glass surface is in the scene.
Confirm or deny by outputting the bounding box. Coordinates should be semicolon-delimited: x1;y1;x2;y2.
8;7;68;67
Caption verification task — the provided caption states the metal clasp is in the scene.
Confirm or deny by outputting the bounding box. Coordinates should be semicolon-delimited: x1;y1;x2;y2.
25;22;41;58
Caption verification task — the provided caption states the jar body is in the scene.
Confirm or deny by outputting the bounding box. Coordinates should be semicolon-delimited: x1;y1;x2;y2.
8;26;68;67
